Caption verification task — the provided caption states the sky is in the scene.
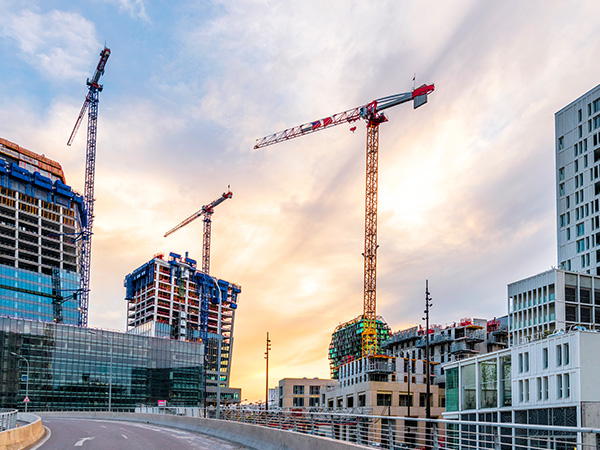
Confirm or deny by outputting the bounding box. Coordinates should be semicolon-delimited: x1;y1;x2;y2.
0;0;599;402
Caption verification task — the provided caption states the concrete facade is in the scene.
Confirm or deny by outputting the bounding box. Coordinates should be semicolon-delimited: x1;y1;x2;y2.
278;378;331;409
443;330;600;428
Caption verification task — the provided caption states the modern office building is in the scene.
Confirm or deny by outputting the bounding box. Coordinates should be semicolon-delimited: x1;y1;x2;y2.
0;317;206;410
124;252;242;405
556;83;600;274
508;269;600;345
0;137;83;325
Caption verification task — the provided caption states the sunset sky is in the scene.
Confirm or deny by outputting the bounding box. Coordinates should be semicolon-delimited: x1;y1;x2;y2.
1;0;600;402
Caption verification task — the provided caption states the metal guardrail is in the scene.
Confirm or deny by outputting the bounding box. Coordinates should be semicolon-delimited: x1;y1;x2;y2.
0;409;17;432
210;408;600;450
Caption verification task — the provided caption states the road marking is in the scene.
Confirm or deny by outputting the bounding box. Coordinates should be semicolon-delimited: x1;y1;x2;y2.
75;436;95;446
122;434;128;439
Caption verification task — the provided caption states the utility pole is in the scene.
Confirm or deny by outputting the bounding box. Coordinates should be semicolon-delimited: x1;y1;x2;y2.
423;280;433;450
265;332;271;412
423;280;433;418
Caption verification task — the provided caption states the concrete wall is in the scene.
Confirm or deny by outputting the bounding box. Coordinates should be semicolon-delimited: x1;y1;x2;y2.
39;412;367;450
0;413;44;450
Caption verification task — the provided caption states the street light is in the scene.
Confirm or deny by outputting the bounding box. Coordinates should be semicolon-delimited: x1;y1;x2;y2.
10;352;29;413
88;330;113;412
208;276;223;420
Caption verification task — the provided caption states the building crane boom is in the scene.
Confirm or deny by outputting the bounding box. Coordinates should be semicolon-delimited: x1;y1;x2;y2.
255;83;434;358
66;46;111;327
164;189;233;275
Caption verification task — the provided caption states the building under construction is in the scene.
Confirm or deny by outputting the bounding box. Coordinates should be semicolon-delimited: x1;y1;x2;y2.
329;315;392;379
124;252;242;406
0;137;83;324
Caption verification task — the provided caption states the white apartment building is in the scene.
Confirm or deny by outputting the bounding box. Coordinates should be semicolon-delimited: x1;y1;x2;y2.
443;330;600;429
508;269;600;345
556;83;600;274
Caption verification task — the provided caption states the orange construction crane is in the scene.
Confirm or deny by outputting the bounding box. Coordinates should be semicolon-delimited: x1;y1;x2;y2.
255;83;434;357
164;189;233;275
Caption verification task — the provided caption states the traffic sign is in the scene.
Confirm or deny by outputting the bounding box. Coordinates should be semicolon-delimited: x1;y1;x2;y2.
23;396;30;403
157;400;166;407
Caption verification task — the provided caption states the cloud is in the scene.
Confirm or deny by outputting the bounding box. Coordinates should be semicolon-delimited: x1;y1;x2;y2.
99;0;149;22
0;9;100;82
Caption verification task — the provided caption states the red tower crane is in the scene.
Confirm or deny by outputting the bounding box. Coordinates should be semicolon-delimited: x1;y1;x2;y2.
255;83;434;358
164;189;233;275
67;46;111;327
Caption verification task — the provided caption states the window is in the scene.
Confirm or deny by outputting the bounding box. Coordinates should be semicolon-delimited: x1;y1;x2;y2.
559;136;565;149
557;345;562;366
537;377;542;401
518;380;524;402
563;343;570;365
293;385;304;395
543;376;549;400
462;364;476;410
577;223;585;236
579;109;583;122
559;167;565;180
293;397;305;407
309;397;319;407
346;396;354;408
518;353;523;373
565;373;570;398
399;393;413;407
557;374;563;398
358;393;366;407
559;183;565;196
480;360;497;408
309;385;320;395
577;239;586;252
567;228;571;240
524;379;529;402
419;393;432;407
377;392;392;406
542;347;548;369
575;160;579;172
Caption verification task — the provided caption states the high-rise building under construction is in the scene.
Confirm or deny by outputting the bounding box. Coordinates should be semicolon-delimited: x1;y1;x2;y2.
124;252;242;405
0;137;83;324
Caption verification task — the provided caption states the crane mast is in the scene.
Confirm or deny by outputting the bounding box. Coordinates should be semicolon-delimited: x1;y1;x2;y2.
67;47;111;327
255;83;434;357
164;189;233;275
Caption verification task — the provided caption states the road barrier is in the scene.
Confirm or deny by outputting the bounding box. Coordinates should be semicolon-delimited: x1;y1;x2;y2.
0;413;44;450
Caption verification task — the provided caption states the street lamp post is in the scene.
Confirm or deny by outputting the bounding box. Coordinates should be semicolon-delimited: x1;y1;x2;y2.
88;330;113;412
209;276;223;420
10;352;29;413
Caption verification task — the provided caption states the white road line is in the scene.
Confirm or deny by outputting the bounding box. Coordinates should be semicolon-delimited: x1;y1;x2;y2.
28;425;51;450
122;434;128;439
74;436;95;446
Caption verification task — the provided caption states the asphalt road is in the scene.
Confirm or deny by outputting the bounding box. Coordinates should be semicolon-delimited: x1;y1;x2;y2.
34;417;252;450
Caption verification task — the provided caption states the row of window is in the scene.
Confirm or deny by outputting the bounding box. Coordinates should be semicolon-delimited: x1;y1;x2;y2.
517;344;569;373
518;374;570;403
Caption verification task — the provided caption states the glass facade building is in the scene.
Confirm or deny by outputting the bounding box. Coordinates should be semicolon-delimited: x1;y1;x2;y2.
0;137;83;325
0;317;205;410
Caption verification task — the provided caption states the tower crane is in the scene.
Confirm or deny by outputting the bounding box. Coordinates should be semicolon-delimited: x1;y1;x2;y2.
255;83;434;358
67;46;111;327
164;189;233;275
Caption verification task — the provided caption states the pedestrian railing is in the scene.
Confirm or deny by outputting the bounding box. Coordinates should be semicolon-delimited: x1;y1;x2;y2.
0;409;17;432
214;408;600;450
